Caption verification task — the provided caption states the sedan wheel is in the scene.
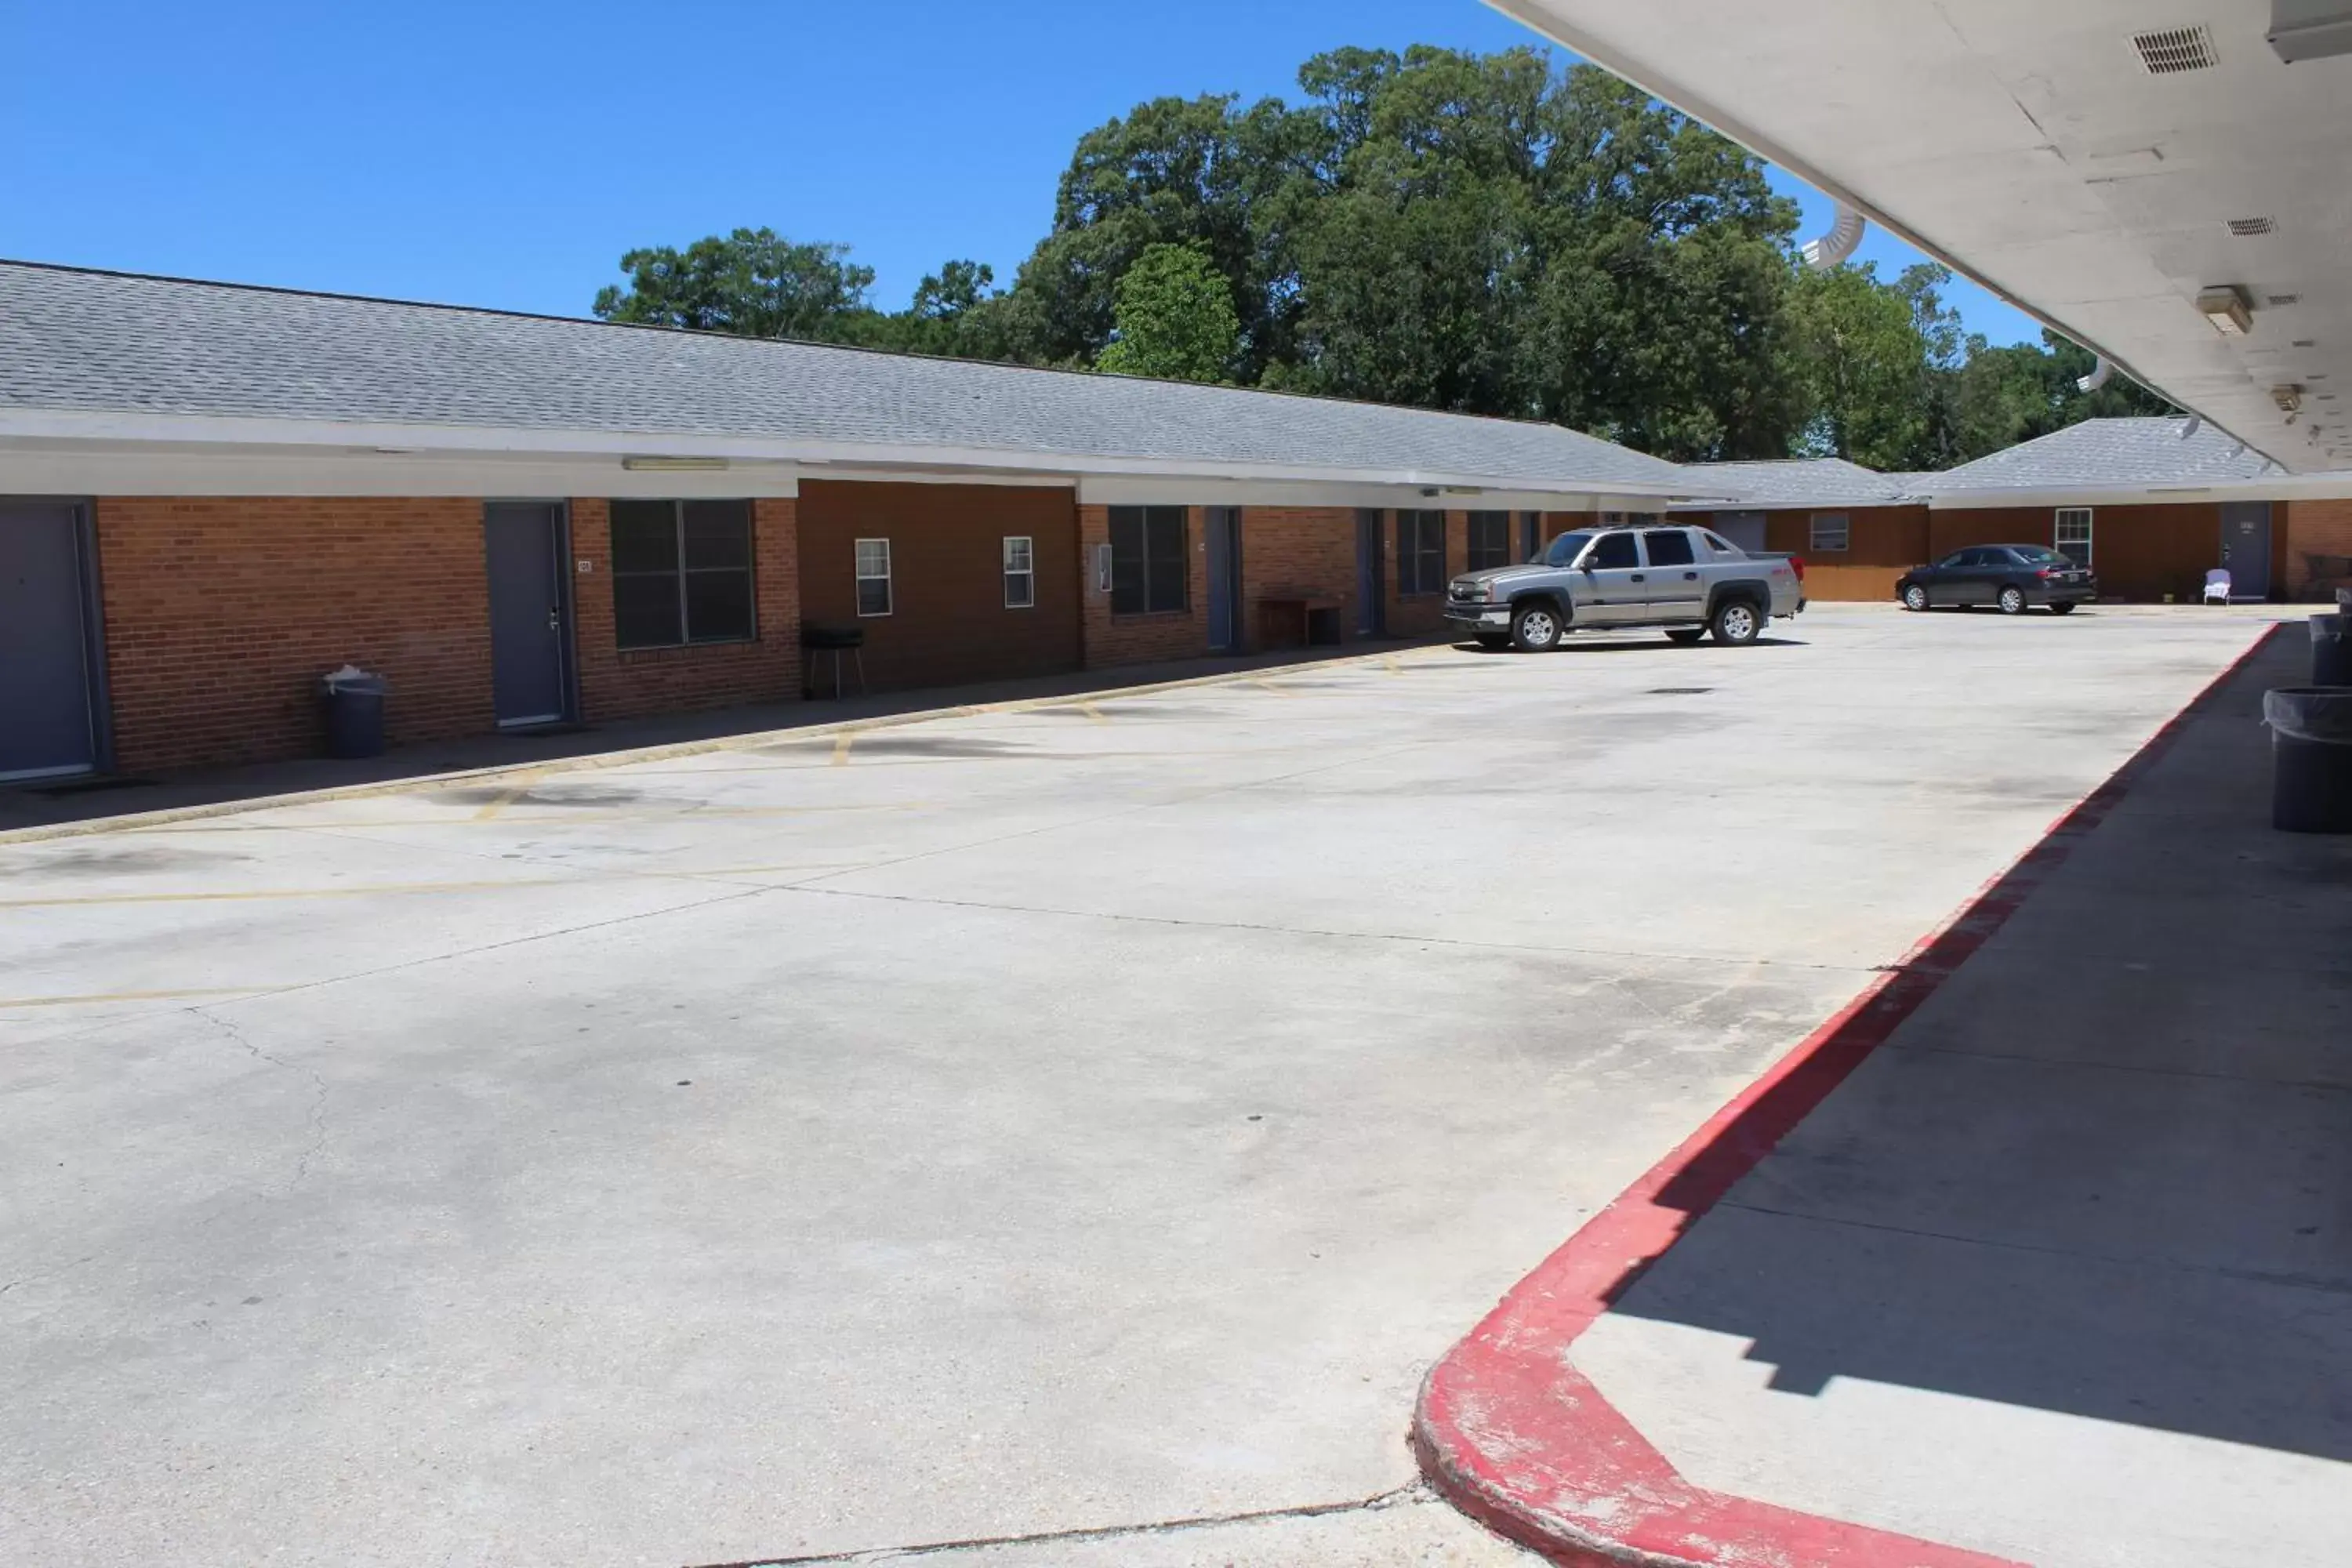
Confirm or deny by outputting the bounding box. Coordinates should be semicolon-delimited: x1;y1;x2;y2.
1998;585;2027;615
1901;584;1929;612
1512;604;1563;651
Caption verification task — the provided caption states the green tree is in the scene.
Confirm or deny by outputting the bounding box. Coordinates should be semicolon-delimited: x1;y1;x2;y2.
593;227;876;339
1095;243;1240;381
1785;260;1936;469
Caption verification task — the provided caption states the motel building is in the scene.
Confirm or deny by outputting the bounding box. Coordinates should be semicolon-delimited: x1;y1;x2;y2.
8;262;2352;786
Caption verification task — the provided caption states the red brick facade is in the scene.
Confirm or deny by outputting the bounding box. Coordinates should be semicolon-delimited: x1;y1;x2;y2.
570;496;803;723
1237;506;1358;649
2284;499;2352;597
93;496;496;771
1079;503;1212;668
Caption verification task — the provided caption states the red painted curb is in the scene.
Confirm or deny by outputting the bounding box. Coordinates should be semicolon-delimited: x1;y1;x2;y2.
1414;623;2285;1568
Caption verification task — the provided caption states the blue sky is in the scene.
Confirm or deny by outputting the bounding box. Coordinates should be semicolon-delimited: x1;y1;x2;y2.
3;0;2041;345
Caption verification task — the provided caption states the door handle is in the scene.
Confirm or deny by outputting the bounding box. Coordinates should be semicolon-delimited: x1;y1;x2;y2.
1682;571;1699;580
547;608;562;633
1630;572;1646;583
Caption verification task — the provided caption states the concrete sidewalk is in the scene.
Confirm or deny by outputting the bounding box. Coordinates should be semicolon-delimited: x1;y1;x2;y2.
1548;626;2352;1566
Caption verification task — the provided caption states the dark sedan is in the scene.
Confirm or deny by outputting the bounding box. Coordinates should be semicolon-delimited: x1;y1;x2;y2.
1896;545;2097;615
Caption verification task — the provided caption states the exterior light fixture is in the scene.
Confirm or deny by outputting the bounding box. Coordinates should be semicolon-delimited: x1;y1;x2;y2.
2269;1;2352;62
2273;384;2305;413
2077;357;2116;394
1801;201;1866;270
2196;286;2254;335
622;456;730;472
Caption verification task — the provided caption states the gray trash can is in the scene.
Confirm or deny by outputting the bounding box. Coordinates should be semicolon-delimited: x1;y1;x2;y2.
321;668;387;759
2263;687;2352;833
2314;616;2352;688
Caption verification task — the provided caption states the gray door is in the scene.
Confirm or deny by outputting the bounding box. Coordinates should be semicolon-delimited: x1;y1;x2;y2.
1715;511;1769;554
1640;528;1706;621
2220;502;2271;598
0;502;100;781
1356;509;1385;636
485;503;570;727
1206;506;1242;650
1577;532;1650;623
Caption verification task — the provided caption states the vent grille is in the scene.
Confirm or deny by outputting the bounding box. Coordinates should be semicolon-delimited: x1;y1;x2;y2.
2133;24;2219;74
2269;293;2303;306
2227;216;2275;237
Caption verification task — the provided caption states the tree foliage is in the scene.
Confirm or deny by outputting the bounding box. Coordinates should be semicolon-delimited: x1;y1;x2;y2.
590;46;2169;470
1096;243;1240;381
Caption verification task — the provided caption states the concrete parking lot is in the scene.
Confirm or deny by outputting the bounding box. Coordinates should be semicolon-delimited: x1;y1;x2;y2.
0;604;2278;1567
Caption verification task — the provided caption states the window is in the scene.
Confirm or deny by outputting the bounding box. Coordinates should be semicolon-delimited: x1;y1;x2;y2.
1809;513;1851;552
1395;510;1446;594
1467;511;1512;572
1642;530;1696;567
1588;532;1639;569
1544;530;1595;568
855;538;892;617
2056;508;2094;567
1700;531;1739;556
1109;506;1189;614
1002;535;1035;609
609;499;754;649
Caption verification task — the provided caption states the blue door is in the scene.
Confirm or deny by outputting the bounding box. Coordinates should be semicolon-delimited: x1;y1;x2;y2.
0;502;100;781
1206;506;1242;650
1356;509;1386;636
485;503;570;727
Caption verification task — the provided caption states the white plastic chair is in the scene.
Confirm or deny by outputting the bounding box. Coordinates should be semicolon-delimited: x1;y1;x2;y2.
2203;568;2232;604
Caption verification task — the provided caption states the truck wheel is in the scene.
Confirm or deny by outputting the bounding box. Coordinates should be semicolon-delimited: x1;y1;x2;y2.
1998;585;2027;615
1511;603;1563;651
1901;584;1929;612
1664;627;1706;645
1710;598;1762;645
1474;633;1512;650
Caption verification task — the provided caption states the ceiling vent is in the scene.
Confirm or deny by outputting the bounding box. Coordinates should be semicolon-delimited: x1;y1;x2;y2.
2227;216;2276;237
2269;292;2303;306
2134;24;2220;73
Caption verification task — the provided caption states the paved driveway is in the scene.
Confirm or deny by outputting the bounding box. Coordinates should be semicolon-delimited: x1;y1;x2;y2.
0;606;2274;1566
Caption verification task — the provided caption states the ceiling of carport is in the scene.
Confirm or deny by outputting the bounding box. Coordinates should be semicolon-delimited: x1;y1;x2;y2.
1489;0;2352;471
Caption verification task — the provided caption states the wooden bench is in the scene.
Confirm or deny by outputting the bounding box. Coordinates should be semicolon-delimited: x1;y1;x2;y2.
1254;590;1345;650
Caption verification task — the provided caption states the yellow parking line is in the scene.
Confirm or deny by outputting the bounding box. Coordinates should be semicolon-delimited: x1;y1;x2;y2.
1252;679;1297;698
1079;702;1109;724
0;985;281;1009
831;734;855;766
470;770;544;822
0;877;575;909
1384;655;1403;677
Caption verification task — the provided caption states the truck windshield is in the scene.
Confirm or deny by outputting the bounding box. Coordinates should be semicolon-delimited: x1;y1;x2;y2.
1541;531;1595;567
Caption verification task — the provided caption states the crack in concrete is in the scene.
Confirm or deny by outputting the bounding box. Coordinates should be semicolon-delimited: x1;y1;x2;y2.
193;1007;331;1192
692;1483;1432;1566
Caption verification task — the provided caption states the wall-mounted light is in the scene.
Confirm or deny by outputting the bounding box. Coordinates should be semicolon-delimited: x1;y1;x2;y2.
2076;357;2115;394
1801;202;1866;270
622;456;730;472
2273;384;2305;413
2195;286;2253;336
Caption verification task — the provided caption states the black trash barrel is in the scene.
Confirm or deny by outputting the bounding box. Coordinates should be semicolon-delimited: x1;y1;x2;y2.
2314;616;2352;688
2264;687;2352;834
321;671;388;759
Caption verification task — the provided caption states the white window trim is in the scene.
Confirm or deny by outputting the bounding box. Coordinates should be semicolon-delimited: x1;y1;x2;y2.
1809;512;1850;553
855;537;892;617
1003;535;1036;609
2056;507;2094;567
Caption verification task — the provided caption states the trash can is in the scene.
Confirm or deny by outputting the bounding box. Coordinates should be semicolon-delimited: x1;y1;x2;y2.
321;666;387;759
2315;616;2352;688
2263;687;2352;833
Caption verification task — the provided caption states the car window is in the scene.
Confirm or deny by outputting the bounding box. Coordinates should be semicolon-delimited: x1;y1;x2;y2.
1937;550;1973;568
2013;545;2069;564
1959;548;2001;568
1544;530;1594;567
1979;547;2020;567
1700;531;1740;556
1587;532;1640;569
1642;530;1696;567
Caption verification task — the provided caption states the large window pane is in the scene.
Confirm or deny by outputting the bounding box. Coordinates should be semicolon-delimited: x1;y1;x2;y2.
682;500;751;570
1468;511;1510;571
1109;507;1148;615
613;571;684;648
684;570;753;642
609;501;680;573
1145;506;1188;612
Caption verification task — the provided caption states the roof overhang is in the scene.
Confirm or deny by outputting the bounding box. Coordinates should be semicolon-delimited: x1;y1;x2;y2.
1489;0;2352;475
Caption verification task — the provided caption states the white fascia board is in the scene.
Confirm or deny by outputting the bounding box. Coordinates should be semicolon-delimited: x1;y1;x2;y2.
0;445;800;499
0;407;1692;500
1924;477;2352;509
1075;477;1665;509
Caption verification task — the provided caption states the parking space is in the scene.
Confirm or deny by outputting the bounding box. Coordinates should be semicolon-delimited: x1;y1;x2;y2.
0;605;2281;1566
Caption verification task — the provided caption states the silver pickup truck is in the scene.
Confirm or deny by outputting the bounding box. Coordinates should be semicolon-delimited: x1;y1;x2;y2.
1443;522;1806;651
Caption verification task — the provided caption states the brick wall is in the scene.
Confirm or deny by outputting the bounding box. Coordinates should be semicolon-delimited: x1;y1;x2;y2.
94;496;495;771
571;496;801;721
793;481;1080;690
1756;504;1930;601
2284;499;2352;597
1237;506;1357;649
1079;503;1211;668
1929;503;2217;602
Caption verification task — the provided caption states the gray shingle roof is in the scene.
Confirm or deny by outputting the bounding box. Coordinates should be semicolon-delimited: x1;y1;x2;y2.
1913;417;2282;494
1668;456;1908;508
0;262;1688;493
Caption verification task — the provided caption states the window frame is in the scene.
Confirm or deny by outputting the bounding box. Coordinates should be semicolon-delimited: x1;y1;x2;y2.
855;537;893;619
1002;535;1036;610
608;499;757;652
1809;512;1851;553
2055;507;2094;567
1467;510;1512;572
1641;528;1697;567
1396;510;1447;596
1108;506;1190;615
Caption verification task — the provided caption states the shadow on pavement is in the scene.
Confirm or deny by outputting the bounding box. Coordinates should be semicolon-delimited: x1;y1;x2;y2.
1606;623;2352;1462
